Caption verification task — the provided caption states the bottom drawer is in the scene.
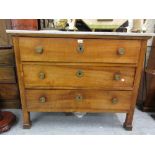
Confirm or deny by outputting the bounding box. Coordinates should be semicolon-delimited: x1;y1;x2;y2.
26;90;132;112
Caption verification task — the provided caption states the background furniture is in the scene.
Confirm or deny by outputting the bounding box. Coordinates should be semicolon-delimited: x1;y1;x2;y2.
11;19;39;30
39;19;128;32
0;20;20;109
138;37;155;111
0;110;16;133
81;19;128;32
8;30;150;130
0;20;18;132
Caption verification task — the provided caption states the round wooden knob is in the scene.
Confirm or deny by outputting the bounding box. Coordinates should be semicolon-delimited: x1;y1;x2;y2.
35;46;43;54
118;48;125;55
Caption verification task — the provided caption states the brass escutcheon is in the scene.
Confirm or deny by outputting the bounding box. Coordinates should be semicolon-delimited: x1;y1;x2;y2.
118;48;125;55
35;46;43;54
39;72;45;80
111;97;118;104
39;96;46;103
114;73;121;81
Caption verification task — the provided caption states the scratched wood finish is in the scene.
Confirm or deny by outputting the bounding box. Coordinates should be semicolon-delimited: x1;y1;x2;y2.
26;90;132;112
23;64;135;89
19;37;141;63
0;66;16;83
11;33;150;130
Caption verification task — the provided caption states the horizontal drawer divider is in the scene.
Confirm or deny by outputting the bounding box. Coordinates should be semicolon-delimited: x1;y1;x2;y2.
24;86;134;91
21;61;138;67
27;108;129;113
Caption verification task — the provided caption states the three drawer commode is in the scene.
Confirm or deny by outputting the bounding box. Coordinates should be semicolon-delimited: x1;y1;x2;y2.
7;30;150;130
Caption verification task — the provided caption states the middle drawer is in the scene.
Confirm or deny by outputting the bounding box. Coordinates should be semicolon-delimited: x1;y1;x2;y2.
23;64;135;90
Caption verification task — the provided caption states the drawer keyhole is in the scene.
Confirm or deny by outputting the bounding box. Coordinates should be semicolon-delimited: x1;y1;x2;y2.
75;94;83;102
77;44;84;53
76;69;84;78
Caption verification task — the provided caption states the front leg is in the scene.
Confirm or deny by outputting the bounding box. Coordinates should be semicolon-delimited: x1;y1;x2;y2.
23;111;31;129
123;111;134;131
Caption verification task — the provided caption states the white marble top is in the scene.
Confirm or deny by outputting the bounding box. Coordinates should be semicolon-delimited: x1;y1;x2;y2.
6;30;155;37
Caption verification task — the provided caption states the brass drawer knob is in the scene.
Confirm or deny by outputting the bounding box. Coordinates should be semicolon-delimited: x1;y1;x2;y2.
39;96;46;103
111;97;119;104
35;46;43;54
77;43;84;53
39;72;45;80
114;73;121;81
118;48;125;55
76;69;84;78
75;94;83;102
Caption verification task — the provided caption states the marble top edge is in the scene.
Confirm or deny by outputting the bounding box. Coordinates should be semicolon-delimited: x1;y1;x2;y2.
6;30;155;37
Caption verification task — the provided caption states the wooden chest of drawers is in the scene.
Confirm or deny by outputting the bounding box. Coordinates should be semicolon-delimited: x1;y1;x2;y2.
8;30;150;130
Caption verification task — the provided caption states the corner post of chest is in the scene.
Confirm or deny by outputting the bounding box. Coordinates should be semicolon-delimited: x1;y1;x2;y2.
12;36;31;129
123;39;147;131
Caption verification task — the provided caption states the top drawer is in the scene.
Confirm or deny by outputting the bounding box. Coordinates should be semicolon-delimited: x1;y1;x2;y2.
19;37;141;63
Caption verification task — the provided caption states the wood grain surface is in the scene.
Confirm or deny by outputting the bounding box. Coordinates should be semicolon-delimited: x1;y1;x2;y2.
19;37;141;63
23;64;135;89
26;89;132;112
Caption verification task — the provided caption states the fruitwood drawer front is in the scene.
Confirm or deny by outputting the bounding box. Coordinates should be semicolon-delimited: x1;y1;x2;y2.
23;64;135;89
19;37;141;63
26;90;131;111
0;49;15;65
0;67;16;83
0;84;19;100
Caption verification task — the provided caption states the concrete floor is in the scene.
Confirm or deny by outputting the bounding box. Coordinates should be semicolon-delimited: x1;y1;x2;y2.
1;107;155;135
